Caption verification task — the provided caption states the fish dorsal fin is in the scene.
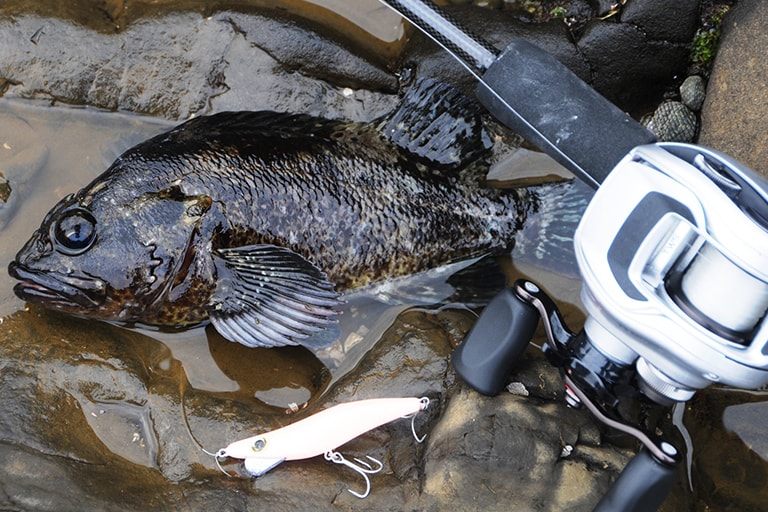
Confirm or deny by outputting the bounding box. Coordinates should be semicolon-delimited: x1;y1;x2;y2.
208;245;343;348
378;78;491;168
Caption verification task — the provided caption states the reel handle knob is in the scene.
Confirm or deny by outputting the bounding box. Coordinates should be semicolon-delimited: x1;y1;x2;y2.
593;447;678;512
452;286;539;396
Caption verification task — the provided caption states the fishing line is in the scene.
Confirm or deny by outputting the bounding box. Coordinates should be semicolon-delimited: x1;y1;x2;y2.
177;364;234;476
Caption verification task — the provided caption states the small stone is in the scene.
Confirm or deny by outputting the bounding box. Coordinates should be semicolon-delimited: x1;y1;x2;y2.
506;381;530;397
646;101;698;142
680;75;706;112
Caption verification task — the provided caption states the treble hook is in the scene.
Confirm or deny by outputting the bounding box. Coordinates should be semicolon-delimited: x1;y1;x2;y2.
324;450;383;499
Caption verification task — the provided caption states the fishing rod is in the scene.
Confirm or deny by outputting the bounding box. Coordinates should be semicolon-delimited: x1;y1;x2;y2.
380;1;768;511
379;0;656;189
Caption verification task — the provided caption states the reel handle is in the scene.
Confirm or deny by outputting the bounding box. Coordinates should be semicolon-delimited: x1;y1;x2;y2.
451;286;539;396
593;448;678;512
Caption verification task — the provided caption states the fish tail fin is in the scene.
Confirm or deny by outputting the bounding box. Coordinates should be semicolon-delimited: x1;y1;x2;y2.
377;78;492;169
511;180;593;277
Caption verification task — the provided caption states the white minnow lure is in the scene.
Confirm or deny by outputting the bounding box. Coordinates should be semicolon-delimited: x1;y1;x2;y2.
213;396;430;498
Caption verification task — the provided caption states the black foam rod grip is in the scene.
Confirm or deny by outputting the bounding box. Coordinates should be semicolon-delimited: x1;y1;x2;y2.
593;449;678;512
476;38;657;189
452;287;539;396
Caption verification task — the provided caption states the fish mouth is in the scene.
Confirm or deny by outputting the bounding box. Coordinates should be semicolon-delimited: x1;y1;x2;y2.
8;261;107;309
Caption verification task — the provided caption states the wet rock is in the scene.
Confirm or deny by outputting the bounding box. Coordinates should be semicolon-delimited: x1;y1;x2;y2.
0;3;700;121
207;12;398;122
0;12;398;121
0;294;633;511
326;308;463;401
576;21;691;114
698;0;768;177
0;14;233;119
214;11;398;93
620;0;700;43
421;386;631;511
405;2;697;115
0;0;405;61
0;307;365;511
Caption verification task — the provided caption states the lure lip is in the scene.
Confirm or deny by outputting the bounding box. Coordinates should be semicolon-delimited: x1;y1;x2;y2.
243;456;285;476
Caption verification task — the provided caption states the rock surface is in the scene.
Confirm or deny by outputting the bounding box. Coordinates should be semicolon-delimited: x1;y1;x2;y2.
0;11;399;121
399;0;700;114
698;0;768;177
0;1;702;120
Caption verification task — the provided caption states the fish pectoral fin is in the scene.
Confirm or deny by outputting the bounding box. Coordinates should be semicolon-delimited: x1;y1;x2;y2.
208;244;343;349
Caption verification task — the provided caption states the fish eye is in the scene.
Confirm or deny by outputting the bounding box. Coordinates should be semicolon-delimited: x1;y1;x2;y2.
51;208;97;255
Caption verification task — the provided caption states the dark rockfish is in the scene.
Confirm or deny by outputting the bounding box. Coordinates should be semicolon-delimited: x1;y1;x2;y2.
9;80;537;349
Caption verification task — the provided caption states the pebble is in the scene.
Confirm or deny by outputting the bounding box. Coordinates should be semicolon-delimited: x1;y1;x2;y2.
680;75;706;112
644;74;706;142
646;101;699;142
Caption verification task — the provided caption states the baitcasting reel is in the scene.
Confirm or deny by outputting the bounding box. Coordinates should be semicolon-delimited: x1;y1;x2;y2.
374;0;768;507
452;142;768;511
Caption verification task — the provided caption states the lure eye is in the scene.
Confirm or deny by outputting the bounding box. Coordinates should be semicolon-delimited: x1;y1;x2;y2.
51;208;97;255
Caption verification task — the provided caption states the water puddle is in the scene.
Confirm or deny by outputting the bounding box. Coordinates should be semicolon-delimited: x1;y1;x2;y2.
80;400;158;468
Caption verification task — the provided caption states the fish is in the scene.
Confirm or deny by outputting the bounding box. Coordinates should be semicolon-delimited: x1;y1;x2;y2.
8;78;557;350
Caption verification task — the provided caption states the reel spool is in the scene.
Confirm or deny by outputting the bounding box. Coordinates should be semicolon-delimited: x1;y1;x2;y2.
671;242;768;339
